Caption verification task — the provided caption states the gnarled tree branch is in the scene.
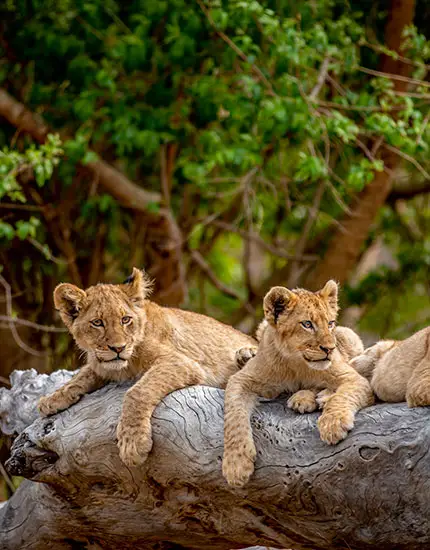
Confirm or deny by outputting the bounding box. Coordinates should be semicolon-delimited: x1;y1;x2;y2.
1;368;430;550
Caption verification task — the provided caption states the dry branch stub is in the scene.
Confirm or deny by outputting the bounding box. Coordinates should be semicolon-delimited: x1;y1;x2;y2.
0;369;430;549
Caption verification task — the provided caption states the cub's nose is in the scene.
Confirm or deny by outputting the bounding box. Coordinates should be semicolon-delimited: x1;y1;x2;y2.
320;345;335;356
108;344;126;354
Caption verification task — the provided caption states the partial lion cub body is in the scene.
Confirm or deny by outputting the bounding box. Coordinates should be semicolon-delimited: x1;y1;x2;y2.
351;326;430;406
222;280;374;487
38;268;255;467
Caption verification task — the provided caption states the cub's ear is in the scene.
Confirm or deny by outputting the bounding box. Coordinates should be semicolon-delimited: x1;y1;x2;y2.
54;283;87;328
263;286;297;326
318;280;339;310
122;267;153;304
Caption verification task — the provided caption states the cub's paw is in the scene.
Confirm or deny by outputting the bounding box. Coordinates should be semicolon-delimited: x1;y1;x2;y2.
235;346;258;368
406;389;430;408
287;390;317;414
317;409;354;445
222;440;256;487
116;420;153;467
315;389;335;410
38;395;62;417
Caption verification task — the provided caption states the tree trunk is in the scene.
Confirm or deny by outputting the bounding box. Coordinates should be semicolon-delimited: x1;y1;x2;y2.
1;369;430;550
306;0;416;289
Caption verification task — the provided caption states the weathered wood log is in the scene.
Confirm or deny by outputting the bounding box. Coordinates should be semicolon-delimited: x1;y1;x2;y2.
1;369;430;550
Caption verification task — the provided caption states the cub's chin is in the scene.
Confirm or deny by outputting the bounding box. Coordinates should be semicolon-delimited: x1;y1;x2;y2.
306;359;331;371
102;359;129;370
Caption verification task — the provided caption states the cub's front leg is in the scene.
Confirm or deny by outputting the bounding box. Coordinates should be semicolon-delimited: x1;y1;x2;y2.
116;354;205;467
222;359;271;487
38;365;103;416
317;368;374;445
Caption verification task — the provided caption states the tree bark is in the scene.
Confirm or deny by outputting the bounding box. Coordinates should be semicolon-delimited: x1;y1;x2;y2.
1;369;430;550
306;0;416;290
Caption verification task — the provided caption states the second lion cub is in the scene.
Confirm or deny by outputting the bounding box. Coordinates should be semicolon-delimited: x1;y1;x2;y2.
351;326;430;406
222;280;374;487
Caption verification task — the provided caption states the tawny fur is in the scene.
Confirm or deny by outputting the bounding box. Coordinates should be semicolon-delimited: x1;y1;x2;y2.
38;268;255;467
350;326;430;406
222;281;374;487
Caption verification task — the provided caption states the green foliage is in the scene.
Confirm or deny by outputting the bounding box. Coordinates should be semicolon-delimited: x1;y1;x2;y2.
1;0;430;344
0;134;63;202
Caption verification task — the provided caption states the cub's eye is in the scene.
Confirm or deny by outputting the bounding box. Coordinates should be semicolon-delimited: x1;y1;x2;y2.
301;321;314;330
121;316;132;325
328;320;336;329
91;319;104;327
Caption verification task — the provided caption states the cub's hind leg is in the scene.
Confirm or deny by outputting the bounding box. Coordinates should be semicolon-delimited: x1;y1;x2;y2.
406;341;430;407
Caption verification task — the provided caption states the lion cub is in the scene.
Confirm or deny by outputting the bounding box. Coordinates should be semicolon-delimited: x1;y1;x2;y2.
38;268;255;467
351;326;430;406
222;280;374;487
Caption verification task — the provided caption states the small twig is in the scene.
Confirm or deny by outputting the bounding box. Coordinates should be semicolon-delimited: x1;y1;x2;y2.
371;136;385;157
27;237;69;265
361;39;430;71
160;144;171;208
0;375;11;386
316;100;412;112
190;250;246;304
416;111;430;144
325;171;353;215
309;56;330;100
287;179;326;287
0;203;43;211
357;66;430;88
384;143;430;180
354;138;378;162
326;74;348;97
0;315;66;332
210;220;318;262
0;461;15;494
104;6;133;35
0;273;48;357
390;90;430;99
76;15;105;41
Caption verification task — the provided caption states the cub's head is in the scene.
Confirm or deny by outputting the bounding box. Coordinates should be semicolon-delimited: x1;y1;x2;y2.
263;280;339;371
54;268;152;371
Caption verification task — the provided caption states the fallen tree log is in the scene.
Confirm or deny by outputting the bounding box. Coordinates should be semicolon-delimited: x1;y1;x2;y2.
1;369;430;550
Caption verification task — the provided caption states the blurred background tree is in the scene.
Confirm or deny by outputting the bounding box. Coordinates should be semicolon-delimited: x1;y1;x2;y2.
0;0;429;385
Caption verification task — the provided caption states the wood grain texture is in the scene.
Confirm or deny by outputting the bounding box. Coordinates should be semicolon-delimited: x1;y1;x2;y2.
1;369;430;549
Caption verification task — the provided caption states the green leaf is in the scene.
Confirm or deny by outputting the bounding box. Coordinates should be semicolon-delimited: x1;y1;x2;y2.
82;151;99;165
0;221;15;241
